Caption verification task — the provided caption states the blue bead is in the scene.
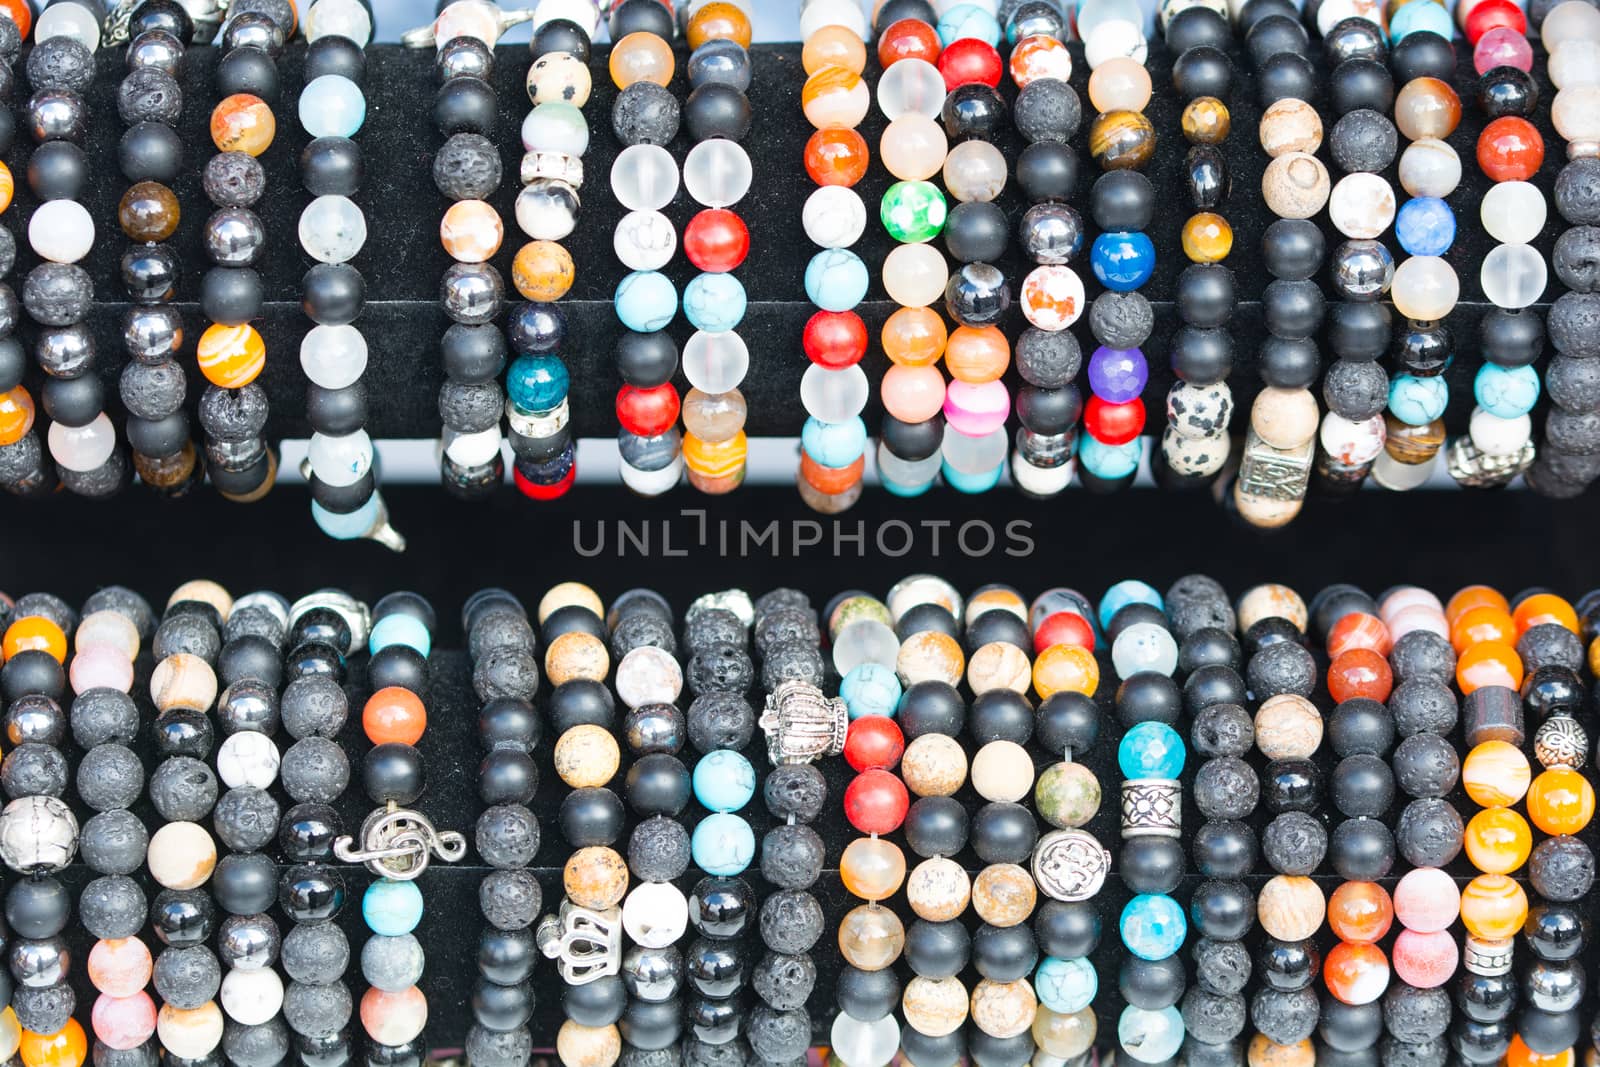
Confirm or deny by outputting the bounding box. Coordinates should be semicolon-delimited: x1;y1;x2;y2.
1118;721;1186;779
942;459;1004;493
801;416;868;467
299;74;366;138
1118;1005;1186;1063
363;878;424;936
683;272;747;332
691;812;756;875
369;614;430;658
312;496;380;540
1390;0;1453;40
614;271;678;332
805;249;870;312
1098;580;1163;630
1388;374;1450;426
1079;434;1143;479
1474;362;1540;418
692;750;756;813
937;3;1002;45
505;354;569;413
843;664;902;720
1395;197;1455;257
1119;894;1187;960
1035;956;1097;1013
882;471;936;497
1091;231;1156;292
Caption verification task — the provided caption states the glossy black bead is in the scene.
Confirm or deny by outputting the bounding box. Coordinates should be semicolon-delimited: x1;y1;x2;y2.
941;83;1006;141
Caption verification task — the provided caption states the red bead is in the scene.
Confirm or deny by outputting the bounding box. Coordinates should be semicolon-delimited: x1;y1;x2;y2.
937;37;1003;90
514;462;576;500
683;208;749;272
1465;0;1526;43
1083;395;1145;446
844;715;905;772
1477;116;1544;182
878;18;942;67
1327;648;1394;703
804;128;870;188
1327;612;1392;657
803;310;869;369
844;767;911;834
616;383;680;437
1034;611;1095;655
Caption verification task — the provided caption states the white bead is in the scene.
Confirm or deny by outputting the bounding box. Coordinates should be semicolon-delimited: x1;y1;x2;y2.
1480;181;1546;244
306;0;372;44
307;430;374;487
800;0;867;41
1553;86;1600;145
216;731;281;790
298;196;367;263
514;183;578;240
1369;448;1437;491
147;821;217;890
830;1012;901;1067
1160;424;1229;477
1011;450;1074;496
802;186;867;248
1319;412;1386;465
48;413;117;472
1084;20;1148;69
1316;0;1385;35
532;0;599;37
684;139;753;208
610;145;679;212
883;242;950;307
442;426;504;467
1111;621;1180;678
34;2;101;51
1328;172;1395;240
220;967;284;1026
0;796;78;873
1469;407;1532;456
1542;0;1600;52
300;325;368;390
522;103;589;156
1550;38;1600;89
156;1002;224;1059
614;210;677;270
433;0;503;48
622;882;689;949
615;646;683;707
942;425;1008;473
682;330;750;393
800;363;869;422
1479;243;1547;310
877;60;949;121
29;200;95;264
619;451;683;495
1398;139;1461;198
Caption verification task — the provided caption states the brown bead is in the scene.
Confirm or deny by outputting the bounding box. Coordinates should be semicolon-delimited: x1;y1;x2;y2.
971;863;1037;927
838;903;905;971
564;846;629;910
120;181;181;242
906;856;971;922
1258;874;1326;941
1089;110;1157;170
1249;1035;1316;1067
1182;96;1230;144
970;978;1037;1039
1384;414;1446;463
902;976;969;1037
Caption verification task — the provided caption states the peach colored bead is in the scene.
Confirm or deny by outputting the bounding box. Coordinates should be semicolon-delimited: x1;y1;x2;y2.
944;326;1009;384
70;646;135;696
881;363;947;422
1393;867;1460;932
609;31;674;88
882;306;947;366
1462;740;1531;808
91;993;157;1051
802;24;867;75
360;986;428;1046
1391;929;1458;988
1087;57;1152;113
439;199;504;263
88;939;153;998
1387;606;1450;641
1326;612;1391;657
74;611;141;659
1379;585;1444;623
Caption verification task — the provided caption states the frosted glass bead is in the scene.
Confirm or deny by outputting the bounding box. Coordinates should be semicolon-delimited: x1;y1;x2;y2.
941;424;1008;471
1088;57;1154;113
308;430;375;487
1112;622;1180;677
521;102;589;156
803;186;867;248
883;243;950;307
1327;173;1395;240
801;363;870;421
833;619;902;674
217;731;281;790
299;75;367;139
1480;244;1547;309
300;325;368;389
882;115;949;182
614;210;677;271
1469;408;1532;455
1085;20;1149;68
299;196;367;263
443;426;504;467
532;0;600;36
830;1013;900;1067
879;441;944;486
29;200;95;264
800;0;868;40
943;140;1007;202
48;413;116;472
610;145;679;212
684;140;752;207
34;1;101;51
1078;0;1144;38
683;330;750;393
1550;40;1600;88
877;59;948;121
1552;86;1600;146
1398;139;1461;198
306;0;373;45
1480;181;1545;244
1391;256;1458;319
683;272;747;332
1542;0;1600;52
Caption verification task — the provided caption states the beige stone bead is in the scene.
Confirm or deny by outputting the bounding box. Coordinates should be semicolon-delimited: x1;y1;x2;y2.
838;903;905;970
1258;874;1326;941
1255;694;1323;760
1235;484;1305;528
614;646;683;709
545;630;610;685
148;822;218;890
1251;387;1320;450
903;976;970;1037
150;652;218;713
971;740;1035;803
556;1021;621;1067
75;610;141;659
538;581;603;624
970;978;1038;1039
168;580;233;620
966;641;1032;695
554;724;621;788
157;1002;225;1059
901;734;969;797
907;856;972;921
1258;98;1323;156
965;585;1027;627
564;846;629;909
1262;152;1330;219
971;863;1037;927
1236;583;1308;633
1033;1006;1097;1058
1392;256;1459;321
896;630;966;688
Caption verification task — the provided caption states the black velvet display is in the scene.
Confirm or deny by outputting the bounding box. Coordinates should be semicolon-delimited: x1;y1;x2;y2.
0;38;1573;441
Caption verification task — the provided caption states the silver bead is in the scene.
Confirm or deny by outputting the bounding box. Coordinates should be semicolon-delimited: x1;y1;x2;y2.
1030;828;1111;903
1121;779;1181;838
1464;935;1514;976
10;936;71;988
1238;428;1314;502
219;914;281;970
1534;715;1587;771
622;944;683;1003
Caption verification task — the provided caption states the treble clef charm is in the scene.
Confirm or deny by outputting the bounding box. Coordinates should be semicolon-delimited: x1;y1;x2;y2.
334;803;466;880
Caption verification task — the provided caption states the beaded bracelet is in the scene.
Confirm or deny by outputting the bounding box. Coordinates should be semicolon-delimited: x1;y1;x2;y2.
115;0;200;496
797;4;871;509
1527;2;1600;496
0;10;39;497
610;2;687;497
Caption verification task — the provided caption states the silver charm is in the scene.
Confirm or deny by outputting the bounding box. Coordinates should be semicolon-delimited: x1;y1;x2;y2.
1534;715;1587;771
538;901;623;984
106;0;230;44
759;680;848;765
401;0;536;48
1446;437;1535;489
1030;829;1111;902
520;151;585;190
1237;428;1314;502
289;589;374;654
1464;936;1514;976
1121;779;1181;838
334;804;466;880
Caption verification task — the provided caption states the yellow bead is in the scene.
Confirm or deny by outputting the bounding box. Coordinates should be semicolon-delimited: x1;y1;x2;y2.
1181;212;1233;262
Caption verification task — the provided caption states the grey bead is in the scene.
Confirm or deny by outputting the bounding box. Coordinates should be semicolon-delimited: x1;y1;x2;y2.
155;613;222;661
198;383;269;442
474;646;541;703
1377;1037;1448;1067
224;605;286;649
684;607;746;656
1182;989;1248;1044
687;692;755;754
1396;798;1464;868
361;934;424;992
480;869;542;930
151;756;218;821
1165;574;1236;638
621;944;682;1003
1263;811;1326;875
281;676;348;739
1090;290;1155;349
93;1040;160;1067
218;913;280;969
12;936;70;986
763;763;827;822
755;589;813;618
1530;835;1596;901
222;1016;290;1067
1329;109;1397;173
1548;292;1600;358
439;378;504;434
1194;757;1259;820
27;36;95;93
465;1024;533;1067
760;823;825;890
1547;406;1600;454
1392;732;1459;799
1014;78;1081;142
1246;640;1316;700
77;743;145;812
1528;447;1600;496
747;1005;812;1063
118;66;182;125
687;644;755;696
681;1037;747;1067
1382;984;1451;1043
1;742;67;798
0;433;46;486
204;151;266;207
280;736;350;804
155;946;222;1008
629;815;691;882
751;951;817;1011
6;693;66;746
283;980;353;1039
612;81;680;146
81;875;148;940
0;16;18;61
82;585;157;639
9;593;71;633
217;679;278;734
22;264;94;326
1556;157;1600;225
1193;937;1252;995
1554;226;1600;294
751;613;818;658
759;642;824;691
282;922;350;985
119;359;187;420
759;890;823;955
1182;1039;1244;1067
433;133;502;201
213;786;280;852
1015;327;1082;389
476;803;540;868
1322;358;1390;421
1251;987;1319;1045
616;1047;676;1067
12;981;75;1034
58;451;131;498
611;612;677;659
1191;703;1254;758
1390;631;1455;685
1517;623;1584;673
1546;354;1600;412
80;808;150;876
1389;678;1457;737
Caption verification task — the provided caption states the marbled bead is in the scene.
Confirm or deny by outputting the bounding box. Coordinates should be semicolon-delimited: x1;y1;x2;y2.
1120;894;1186;960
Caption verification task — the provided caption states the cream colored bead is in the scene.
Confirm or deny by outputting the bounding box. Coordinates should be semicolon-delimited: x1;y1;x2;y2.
971;740;1035;803
1258;98;1323;157
1250;387;1319;450
1255;694;1323;760
148;822;218;890
1262;152;1330;219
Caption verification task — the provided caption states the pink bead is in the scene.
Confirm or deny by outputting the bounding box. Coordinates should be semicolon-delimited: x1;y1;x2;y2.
942;380;1010;436
92;992;158;1050
89;938;153;997
881;363;947;423
1387;606;1450;642
1474;25;1534;73
1379;585;1444;625
361;986;428;1046
1392;929;1459;988
70;645;135;695
1394;867;1461;932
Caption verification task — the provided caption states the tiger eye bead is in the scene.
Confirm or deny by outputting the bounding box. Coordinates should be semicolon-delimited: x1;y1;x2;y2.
1089;110;1157;171
119;182;181;242
1182;96;1230;144
1181;212;1233;263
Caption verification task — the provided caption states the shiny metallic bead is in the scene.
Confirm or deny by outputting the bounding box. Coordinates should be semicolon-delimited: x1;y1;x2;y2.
1533;715;1587;771
1330;239;1395;301
1464;936;1514;976
622;945;683;1003
219;913;282;970
1030;828;1111;902
1121;779;1181;837
10;936;71;987
221;11;285;56
127;29;186;75
204;207;267;268
519;151;584;190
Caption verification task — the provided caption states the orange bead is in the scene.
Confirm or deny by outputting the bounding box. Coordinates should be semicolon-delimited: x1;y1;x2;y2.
1512;593;1578;635
1462;740;1531;808
362;687;427;745
682;431;747;491
609;31;674;88
1032;644;1099;699
0;160;13;214
943;326;1009;384
1460;873;1528;939
1326;648;1392;703
800;449;865;495
802;23;866;74
1508;1034;1575;1067
1451;605;1516;652
1326;612;1391;657
1527;767;1595;835
19;1019;87;1067
1456;641;1522;694
1447;584;1509;625
3;616;68;664
0;385;35;447
1477;116;1544;182
210;94;276;155
882;306;947;367
197;323;267;389
1464;806;1532;875
801;65;870;130
0;0;31;40
1327;882;1393;943
1323;941;1390;1006
804;128;870;188
686;1;752;49
877;17;942;67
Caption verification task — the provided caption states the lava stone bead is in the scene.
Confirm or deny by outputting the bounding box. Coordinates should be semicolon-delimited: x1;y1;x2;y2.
1088;291;1154;349
480;870;541;931
1193;936;1253;995
687;692;754;753
282;919;350;985
1247;639;1317;698
79;875;147;940
1529;835;1595;901
1396;797;1464;868
760;823;824;890
630;815;692;882
1262;811;1327;875
751;952;816;1011
758;890;823;955
1191;703;1254;758
476;804;540;867
1252;985;1320;1044
763;764;826;822
1392;732;1459;798
613;82;680;145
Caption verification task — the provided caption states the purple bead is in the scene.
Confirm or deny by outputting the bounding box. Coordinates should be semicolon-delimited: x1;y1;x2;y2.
1088;346;1148;403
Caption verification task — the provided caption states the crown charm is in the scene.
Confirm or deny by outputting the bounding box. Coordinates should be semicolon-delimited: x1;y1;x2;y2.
537;901;623;985
759;680;848;765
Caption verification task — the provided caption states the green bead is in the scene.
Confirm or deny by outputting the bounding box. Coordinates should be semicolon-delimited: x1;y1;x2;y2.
880;180;948;243
1035;760;1102;829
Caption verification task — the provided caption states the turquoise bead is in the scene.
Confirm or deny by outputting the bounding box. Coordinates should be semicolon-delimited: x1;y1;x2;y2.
1119;1005;1186;1063
1119;893;1186;960
801;416;868;467
805;249;870;312
363;878;424;936
1474;363;1539;418
1098;580;1162;630
299;74;366;138
683;272;747;332
312;496;379;540
615;271;679;332
506;354;569;414
1395;196;1455;257
1388;374;1449;426
941;459;1004;493
937;3;1002;45
369;614;430;658
1118;721;1185;779
882;472;936;497
692;750;756;813
691;812;756;875
1035;956;1097;1013
1079;434;1143;479
1091;231;1157;292
843;663;902;720
1390;0;1453;41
